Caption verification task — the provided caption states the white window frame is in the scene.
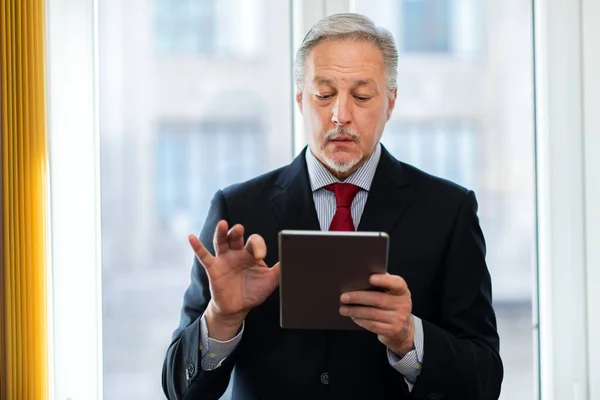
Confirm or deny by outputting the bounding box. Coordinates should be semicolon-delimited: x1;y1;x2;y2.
44;0;600;398
534;0;600;398
581;1;600;397
46;0;103;399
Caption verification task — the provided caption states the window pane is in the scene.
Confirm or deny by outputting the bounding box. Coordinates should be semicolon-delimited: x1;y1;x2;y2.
98;0;292;398
403;0;451;52
351;1;536;398
155;0;217;53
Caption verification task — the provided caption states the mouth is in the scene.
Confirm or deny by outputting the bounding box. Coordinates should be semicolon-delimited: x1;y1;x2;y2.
328;136;357;143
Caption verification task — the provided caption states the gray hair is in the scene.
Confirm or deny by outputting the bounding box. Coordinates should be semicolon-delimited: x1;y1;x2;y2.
294;13;398;96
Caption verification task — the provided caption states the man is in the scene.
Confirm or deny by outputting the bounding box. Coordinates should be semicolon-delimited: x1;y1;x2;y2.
162;13;503;400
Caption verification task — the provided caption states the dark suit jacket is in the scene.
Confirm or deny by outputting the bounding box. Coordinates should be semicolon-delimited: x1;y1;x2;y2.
162;146;503;400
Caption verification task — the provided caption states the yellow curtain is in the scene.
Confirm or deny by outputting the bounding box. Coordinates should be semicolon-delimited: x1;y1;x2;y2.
1;0;49;398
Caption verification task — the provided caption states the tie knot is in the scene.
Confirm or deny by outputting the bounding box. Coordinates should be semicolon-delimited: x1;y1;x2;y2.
325;183;360;208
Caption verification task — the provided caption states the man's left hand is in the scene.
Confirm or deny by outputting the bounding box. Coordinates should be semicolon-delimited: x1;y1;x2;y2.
340;273;415;358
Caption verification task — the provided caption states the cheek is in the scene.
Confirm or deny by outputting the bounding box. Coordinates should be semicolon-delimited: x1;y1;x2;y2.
358;109;386;137
308;106;332;131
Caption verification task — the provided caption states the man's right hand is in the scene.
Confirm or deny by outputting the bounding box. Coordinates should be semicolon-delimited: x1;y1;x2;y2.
189;220;280;341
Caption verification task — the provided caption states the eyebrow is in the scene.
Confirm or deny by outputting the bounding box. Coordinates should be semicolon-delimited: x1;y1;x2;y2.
314;77;376;87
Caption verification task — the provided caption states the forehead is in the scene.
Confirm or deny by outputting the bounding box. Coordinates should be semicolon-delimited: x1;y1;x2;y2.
305;39;387;84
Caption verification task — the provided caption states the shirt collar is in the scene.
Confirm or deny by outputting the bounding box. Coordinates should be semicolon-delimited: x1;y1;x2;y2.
305;143;382;192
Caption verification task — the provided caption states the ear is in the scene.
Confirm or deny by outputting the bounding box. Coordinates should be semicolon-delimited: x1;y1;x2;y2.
386;88;397;121
296;92;304;114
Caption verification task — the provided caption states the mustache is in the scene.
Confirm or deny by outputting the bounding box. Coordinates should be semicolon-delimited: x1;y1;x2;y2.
323;128;361;142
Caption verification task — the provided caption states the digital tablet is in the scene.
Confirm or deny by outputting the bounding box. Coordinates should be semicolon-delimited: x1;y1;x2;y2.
278;230;389;330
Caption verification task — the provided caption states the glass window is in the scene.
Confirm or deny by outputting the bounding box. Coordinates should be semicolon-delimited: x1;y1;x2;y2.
155;0;217;54
402;0;451;52
98;0;291;398
156;120;263;232
155;0;265;56
351;1;536;399
382;121;478;189
99;0;535;398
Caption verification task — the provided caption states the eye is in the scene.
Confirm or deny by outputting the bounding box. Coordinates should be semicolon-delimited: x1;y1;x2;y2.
316;94;333;100
355;96;370;102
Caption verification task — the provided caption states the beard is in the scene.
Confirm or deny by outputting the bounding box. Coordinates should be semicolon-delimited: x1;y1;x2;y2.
320;127;363;174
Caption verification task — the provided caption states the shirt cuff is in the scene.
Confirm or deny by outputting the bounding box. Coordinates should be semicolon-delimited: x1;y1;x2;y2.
199;312;244;370
387;315;424;391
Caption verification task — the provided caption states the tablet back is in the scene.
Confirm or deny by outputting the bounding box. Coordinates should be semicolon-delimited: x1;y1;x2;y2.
278;230;389;330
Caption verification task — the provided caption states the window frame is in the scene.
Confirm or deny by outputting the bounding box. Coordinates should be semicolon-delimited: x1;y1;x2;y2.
46;0;103;399
533;0;599;398
582;1;600;396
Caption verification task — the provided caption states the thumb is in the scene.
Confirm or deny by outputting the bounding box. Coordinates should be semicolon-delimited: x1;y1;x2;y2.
271;261;280;274
270;262;281;285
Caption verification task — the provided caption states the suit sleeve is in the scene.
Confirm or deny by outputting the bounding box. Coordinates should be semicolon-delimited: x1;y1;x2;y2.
162;190;237;400
412;190;503;400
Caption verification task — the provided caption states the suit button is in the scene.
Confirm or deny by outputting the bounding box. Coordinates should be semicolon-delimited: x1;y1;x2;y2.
185;364;195;381
320;372;329;385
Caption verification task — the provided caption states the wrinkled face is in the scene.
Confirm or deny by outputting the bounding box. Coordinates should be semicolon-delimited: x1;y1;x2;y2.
296;38;396;180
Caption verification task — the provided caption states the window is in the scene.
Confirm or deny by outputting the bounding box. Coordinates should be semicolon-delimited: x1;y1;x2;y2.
402;0;451;52
350;1;535;398
99;0;291;397
155;0;264;56
155;0;216;54
156;120;263;233
382;121;478;190
48;0;600;398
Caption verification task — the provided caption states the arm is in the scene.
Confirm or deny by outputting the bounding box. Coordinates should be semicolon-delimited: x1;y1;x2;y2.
411;190;503;399
162;190;236;400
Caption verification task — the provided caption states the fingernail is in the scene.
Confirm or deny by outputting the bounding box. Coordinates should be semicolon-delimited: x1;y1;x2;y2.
341;294;350;302
340;307;348;315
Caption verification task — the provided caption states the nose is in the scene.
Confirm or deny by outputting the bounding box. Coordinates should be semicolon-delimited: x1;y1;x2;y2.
331;96;351;127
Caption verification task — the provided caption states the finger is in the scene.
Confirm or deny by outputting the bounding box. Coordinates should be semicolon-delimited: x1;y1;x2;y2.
189;234;214;269
369;274;409;296
227;224;245;251
349;318;393;336
269;262;281;287
339;305;396;324
340;291;397;310
271;261;281;275
213;220;230;255
244;234;267;261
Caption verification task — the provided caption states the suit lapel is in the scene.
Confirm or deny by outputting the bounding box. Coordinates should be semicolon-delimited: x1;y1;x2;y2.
269;148;321;231
357;146;412;234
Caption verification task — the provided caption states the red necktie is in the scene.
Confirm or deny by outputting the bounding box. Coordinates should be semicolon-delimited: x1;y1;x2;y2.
325;183;361;231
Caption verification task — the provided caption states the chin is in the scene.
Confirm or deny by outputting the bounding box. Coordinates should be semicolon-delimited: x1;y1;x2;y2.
323;154;362;175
